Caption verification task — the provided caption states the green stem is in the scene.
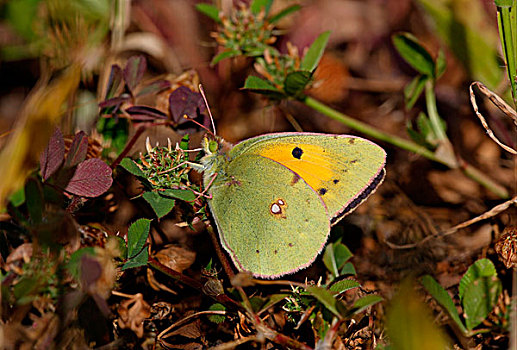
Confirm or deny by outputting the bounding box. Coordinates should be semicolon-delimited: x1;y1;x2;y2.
303;96;509;198
304;96;443;163
425;81;449;142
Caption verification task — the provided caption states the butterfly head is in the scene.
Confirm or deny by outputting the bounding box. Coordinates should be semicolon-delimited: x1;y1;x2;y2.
200;136;233;176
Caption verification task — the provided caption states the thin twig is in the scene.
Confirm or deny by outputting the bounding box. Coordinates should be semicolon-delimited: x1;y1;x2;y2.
386;196;517;249
157;310;227;341
469;81;517;154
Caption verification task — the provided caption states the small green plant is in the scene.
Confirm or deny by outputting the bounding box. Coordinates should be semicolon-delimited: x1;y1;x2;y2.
421;258;505;335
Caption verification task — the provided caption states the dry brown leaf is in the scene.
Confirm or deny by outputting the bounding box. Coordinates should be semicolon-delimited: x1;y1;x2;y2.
153;244;196;274
5;243;33;273
117;293;151;338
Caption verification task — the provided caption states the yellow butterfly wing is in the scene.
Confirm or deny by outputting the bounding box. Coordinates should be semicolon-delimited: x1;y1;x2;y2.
230;133;386;223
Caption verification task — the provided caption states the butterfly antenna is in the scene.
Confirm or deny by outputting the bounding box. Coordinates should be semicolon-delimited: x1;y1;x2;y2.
199;84;217;136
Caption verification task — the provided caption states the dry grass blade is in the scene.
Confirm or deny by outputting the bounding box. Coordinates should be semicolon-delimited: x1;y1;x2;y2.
386;196;517;249
469;81;517;154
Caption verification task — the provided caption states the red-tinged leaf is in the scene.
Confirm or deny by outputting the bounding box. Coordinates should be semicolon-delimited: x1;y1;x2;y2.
98;95;130;109
64;158;113;197
137;79;171;97
105;64;124;99
40;127;65;181
124;55;146;93
168;86;206;123
125;105;168;121
64;131;88;168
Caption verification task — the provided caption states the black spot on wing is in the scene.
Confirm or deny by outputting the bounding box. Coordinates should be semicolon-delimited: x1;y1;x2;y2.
292;147;303;159
330;168;385;225
333;179;339;184
318;188;327;195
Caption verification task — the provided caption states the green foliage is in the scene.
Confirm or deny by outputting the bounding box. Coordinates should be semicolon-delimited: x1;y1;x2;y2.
126;218;150;259
142;191;176;219
421;259;503;334
415;0;502;91
328;279;360;294
118;135;199;219
393;33;436;77
198;1;327;99
208;303;227;323
322;241;354;279
122;219;150;270
300;31;330;72
96;117;129;155
393;32;451;156
495;1;517;105
421;275;467;334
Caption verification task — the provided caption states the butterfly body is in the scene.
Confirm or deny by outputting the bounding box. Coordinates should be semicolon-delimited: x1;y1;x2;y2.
201;133;386;279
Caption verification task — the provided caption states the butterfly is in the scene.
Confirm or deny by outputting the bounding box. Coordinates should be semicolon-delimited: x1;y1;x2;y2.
200;132;386;279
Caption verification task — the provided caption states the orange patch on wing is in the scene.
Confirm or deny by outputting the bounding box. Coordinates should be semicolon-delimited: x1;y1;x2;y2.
258;143;337;192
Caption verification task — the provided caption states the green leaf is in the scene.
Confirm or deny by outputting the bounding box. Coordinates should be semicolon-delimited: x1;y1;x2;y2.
340;262;356;276
306;285;343;318
119;158;145;177
143;191;175;218
160;188;196;202
258;293;290;313
404;75;427;110
323;243;353;277
463;276;502;330
350;295;383;315
421;275;467;334
387;278;451;350
179;135;190;150
96;117;129;155
9;186;26;207
122;248;148;270
459;258;497;302
284;70;312;98
301;31;331;72
416;0;503;92
328;279;360;294
243;76;285;99
195;3;221;23
496;2;517;105
127;218;151;258
268;4;301;23
392;33;435;77
208;303;226;323
211;50;241;66
251;0;273;15
435;49;447;79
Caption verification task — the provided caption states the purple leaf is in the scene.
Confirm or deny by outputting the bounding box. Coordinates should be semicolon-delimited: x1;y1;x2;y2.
65;158;113;197
64;131;88;168
80;254;102;287
136;79;171;97
105;64;123;99
98;95;130;109
40;127;65;181
168;86;206;123
123;55;146;93
125;105;168;121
